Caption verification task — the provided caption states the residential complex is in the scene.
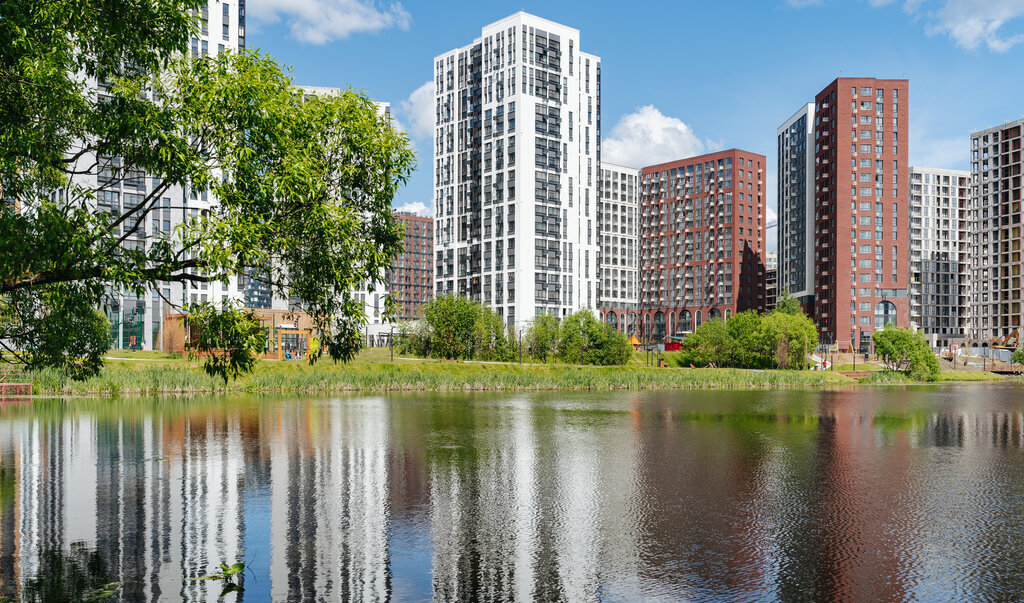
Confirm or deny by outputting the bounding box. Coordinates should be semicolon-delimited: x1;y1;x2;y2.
432;12;602;327
780;78;910;351
389;212;434;320
968;119;1024;346
597;162;640;333
909;167;970;349
638;150;767;341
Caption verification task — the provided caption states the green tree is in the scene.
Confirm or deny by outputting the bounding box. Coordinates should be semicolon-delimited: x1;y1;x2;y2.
761;311;818;369
774;289;804;316
726;310;769;368
472;305;511;361
527;313;559;362
422;295;479;360
587;322;633;366
556;309;631;366
397;320;431;357
557;311;588;364
678;318;730;367
1014;347;1024;365
873;326;939;381
0;1;413;380
184;301;266;383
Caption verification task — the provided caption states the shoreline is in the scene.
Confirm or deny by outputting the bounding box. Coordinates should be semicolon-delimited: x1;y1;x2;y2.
21;350;1014;397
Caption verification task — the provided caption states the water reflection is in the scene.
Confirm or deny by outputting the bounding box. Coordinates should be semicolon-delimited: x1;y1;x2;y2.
0;385;1021;600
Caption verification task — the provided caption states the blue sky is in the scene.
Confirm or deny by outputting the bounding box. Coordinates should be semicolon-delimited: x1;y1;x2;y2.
246;0;1024;247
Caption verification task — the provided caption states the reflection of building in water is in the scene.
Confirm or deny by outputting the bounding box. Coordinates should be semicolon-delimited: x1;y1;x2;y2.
5;394;1024;599
268;397;392;601
428;396;645;600
0;411;249;601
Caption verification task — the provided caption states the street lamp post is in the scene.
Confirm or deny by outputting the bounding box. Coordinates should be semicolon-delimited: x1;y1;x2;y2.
851;329;856;371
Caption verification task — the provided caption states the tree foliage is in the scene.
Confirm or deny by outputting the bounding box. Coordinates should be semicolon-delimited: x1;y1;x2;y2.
185;302;265;383
402;296;522;362
674;308;818;369
556;309;632;366
873;326;940;381
1014;347;1024;365
0;0;414;378
421;295;480;360
402;302;629;365
774;289;803;316
526;314;559;362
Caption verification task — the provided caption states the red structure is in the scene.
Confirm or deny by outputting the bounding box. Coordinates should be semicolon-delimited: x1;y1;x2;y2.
0;366;32;397
812;78;909;351
639;149;767;341
389;212;434;321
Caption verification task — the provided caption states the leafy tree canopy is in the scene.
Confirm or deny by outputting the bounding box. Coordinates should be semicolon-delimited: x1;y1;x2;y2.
0;0;414;379
674;308;818;370
774;289;803;316
873;326;939;381
526;313;559;362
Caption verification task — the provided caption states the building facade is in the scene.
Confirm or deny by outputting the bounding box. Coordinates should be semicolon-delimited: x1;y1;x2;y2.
597;162;640;333
968;119;1024;346
780;78;910;351
433;12;602;328
638;149;767;341
909;167;970;350
777;103;816;307
92;0;247;349
389;212;434;320
765;251;778;310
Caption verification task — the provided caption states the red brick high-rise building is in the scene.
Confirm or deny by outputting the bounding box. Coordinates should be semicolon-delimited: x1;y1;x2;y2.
389;212;434;320
639;149;767;341
805;78;910;351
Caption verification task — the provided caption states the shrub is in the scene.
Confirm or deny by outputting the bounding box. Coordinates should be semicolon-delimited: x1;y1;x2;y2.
527;313;559;362
873;326;939;382
422;295;480;359
556;309;632;366
675;308;818;369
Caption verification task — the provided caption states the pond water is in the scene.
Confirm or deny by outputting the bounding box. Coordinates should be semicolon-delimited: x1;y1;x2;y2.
2;384;1024;601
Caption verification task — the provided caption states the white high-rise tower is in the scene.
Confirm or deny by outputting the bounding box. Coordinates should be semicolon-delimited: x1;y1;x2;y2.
433;12;601;327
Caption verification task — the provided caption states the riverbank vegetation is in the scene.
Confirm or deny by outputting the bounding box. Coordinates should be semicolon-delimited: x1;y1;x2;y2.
669;297;819;370
399;296;632;365
30;349;854;396
873;326;941;381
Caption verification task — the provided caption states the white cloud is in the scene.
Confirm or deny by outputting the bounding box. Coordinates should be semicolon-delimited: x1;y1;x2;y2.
393;201;431;216
602;106;717;168
247;0;411;45
399;81;434;140
925;0;1024;52
794;0;1024;52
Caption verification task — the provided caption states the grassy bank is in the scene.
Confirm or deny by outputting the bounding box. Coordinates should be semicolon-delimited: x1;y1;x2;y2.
30;349;856;396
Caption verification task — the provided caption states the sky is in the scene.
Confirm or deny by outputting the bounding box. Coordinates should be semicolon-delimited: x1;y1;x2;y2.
245;0;1024;250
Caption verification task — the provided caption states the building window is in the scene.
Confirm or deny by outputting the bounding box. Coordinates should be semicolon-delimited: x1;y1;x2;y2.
875;300;897;329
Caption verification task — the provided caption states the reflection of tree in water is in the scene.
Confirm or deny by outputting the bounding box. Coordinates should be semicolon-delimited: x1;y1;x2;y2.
23;543;120;602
